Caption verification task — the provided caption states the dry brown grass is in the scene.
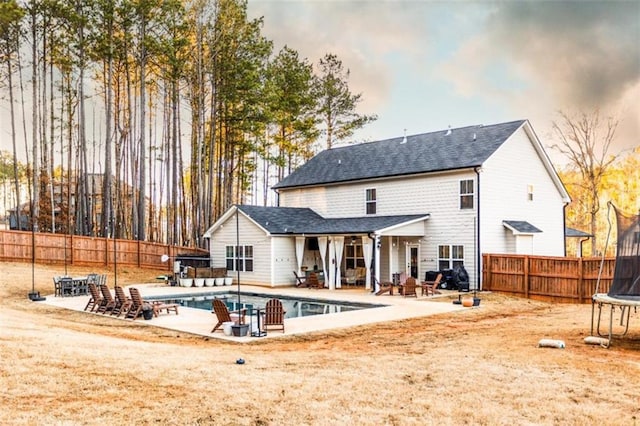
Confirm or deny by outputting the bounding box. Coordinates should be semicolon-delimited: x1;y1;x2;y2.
1;261;639;425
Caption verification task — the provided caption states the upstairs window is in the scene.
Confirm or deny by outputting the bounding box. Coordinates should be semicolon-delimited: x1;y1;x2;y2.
460;179;474;209
226;245;253;272
365;188;377;215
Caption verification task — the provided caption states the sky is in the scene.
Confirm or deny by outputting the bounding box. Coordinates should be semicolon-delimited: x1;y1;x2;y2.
247;0;640;164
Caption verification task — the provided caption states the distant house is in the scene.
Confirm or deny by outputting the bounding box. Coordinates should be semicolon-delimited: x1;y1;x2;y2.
204;120;571;290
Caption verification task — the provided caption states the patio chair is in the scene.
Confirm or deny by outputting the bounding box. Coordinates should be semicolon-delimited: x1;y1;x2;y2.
342;268;357;287
307;272;324;289
84;282;103;312
125;287;146;319
262;299;285;333
293;271;308;287
211;298;246;333
399;277;418;297
374;277;395;296
112;285;133;317
422;273;442;296
97;284;117;314
355;267;367;286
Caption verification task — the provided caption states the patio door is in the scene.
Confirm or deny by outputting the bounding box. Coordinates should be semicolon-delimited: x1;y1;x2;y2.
405;244;419;279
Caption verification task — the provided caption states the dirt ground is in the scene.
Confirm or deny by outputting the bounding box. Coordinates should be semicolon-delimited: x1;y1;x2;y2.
1;262;639;426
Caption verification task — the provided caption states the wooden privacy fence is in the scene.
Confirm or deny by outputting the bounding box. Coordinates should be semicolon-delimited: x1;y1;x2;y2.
0;230;207;271
482;253;615;304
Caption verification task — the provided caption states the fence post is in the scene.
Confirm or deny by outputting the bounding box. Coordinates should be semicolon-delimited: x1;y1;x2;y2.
577;257;583;303
523;255;529;298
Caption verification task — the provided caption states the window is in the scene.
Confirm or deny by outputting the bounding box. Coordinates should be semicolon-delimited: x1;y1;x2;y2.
438;244;464;270
226;245;253;272
527;184;534;201
345;244;365;269
365;188;376;215
460;179;474;209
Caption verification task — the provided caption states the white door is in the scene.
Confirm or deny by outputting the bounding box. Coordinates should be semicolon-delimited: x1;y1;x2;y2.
406;244;420;279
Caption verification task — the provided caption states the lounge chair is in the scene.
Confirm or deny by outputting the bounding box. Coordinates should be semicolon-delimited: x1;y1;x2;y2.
97;284;117;313
262;299;285;333
125;287;146;319
211;298;246;333
112;285;133;317
293;271;308;287
307;272;324;289
399;277;418;297
374;277;395;296
422;273;442;296
84;282;103;312
124;287;178;319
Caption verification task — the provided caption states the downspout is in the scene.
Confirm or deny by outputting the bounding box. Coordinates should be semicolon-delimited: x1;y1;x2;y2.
474;167;481;291
563;203;568;257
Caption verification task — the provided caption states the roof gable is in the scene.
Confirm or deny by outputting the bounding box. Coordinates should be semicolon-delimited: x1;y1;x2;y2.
274;120;526;189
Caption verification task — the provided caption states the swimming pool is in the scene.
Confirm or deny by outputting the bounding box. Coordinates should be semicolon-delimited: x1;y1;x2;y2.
149;291;386;319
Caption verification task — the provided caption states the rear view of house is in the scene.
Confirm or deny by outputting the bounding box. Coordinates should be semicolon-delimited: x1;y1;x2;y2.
204;119;570;290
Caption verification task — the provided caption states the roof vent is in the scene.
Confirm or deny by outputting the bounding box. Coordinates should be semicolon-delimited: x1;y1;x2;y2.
400;128;407;144
445;126;452;136
473;133;476;141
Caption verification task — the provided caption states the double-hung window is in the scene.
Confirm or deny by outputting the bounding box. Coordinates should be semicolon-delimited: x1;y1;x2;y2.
460;179;474;209
438;245;464;270
365;188;377;215
226;245;253;272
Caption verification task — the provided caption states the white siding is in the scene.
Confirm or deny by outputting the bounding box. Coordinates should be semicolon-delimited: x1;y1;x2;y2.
208;213;273;286
481;127;566;256
280;170;480;286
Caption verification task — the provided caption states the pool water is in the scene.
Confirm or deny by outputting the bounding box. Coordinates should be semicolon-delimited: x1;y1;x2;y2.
150;291;385;319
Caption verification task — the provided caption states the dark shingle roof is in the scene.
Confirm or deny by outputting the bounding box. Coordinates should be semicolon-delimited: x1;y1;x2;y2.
503;220;543;234
565;227;592;238
238;205;428;235
274;120;526;189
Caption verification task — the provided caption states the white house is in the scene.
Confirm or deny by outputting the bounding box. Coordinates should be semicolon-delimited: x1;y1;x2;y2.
203;120;571;291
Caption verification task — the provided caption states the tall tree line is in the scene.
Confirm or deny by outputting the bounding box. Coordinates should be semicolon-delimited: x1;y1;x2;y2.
0;0;375;247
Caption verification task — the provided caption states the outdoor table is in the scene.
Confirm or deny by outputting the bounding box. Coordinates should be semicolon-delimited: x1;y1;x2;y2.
250;307;267;337
56;276;88;297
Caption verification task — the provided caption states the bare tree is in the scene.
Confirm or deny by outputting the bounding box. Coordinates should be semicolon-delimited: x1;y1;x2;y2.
551;110;620;255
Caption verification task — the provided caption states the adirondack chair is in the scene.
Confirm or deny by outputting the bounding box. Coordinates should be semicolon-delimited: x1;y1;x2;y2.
422;273;442;296
399;277;418;298
211;299;246;333
261;299;285;333
307;272;324;289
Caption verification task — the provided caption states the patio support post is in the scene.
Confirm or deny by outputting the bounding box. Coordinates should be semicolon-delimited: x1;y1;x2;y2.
373;234;381;293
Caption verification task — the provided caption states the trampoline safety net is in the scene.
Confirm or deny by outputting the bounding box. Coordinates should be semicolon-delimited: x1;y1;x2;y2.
608;204;640;299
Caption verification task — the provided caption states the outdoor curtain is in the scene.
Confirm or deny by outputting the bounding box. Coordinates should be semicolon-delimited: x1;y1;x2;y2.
318;236;328;286
333;236;345;289
362;237;372;289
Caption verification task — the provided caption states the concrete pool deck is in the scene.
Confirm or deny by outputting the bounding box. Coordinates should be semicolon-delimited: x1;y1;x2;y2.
41;283;470;342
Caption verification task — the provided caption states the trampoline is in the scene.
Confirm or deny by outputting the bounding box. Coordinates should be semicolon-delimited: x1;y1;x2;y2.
590;203;640;348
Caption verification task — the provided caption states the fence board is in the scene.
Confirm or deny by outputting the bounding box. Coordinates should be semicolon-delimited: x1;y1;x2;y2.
0;230;207;270
483;253;615;304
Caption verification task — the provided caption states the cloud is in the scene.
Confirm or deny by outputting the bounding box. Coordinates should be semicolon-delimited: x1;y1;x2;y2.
247;1;437;111
487;1;640;109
